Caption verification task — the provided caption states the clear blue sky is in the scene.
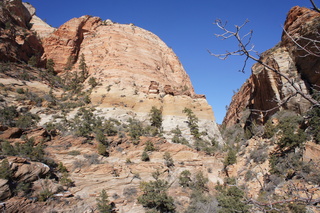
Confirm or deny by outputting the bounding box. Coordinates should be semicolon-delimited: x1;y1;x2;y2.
27;0;313;124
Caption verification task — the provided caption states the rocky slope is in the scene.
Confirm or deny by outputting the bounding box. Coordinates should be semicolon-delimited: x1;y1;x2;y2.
223;6;320;128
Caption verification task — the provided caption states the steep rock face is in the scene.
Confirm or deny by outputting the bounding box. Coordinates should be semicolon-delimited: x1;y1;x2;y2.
42;17;195;96
38;15;222;143
223;6;320;127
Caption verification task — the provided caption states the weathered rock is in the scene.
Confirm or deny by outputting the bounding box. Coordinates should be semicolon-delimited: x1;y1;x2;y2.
303;141;320;163
10;159;50;182
0;179;11;200
32;179;62;197
0;127;23;139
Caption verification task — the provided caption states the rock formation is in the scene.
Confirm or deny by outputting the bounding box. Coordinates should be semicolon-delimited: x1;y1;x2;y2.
223;6;320;128
35;7;222;144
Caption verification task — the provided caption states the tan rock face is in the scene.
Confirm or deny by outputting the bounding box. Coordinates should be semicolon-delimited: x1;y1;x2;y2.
42;17;195;96
37;15;222;143
224;6;320;127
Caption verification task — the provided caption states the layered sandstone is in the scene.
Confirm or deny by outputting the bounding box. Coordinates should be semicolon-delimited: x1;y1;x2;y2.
37;13;222;143
223;6;320;127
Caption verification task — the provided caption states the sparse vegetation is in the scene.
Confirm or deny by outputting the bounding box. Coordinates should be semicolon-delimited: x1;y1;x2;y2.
182;107;200;139
138;171;176;212
96;189;113;213
163;151;174;168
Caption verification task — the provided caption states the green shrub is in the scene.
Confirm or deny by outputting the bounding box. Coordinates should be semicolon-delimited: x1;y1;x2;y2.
178;170;192;187
249;144;268;164
145;140;155;152
149;106;162;131
96;189;113;213
191;171;208;192
141;150;150;162
16;112;40;129
28;55;37;67
0;158;11;179
88;77;99;88
128;118;144;142
163;152;174;168
16;88;25;94
183;108;200;139
171;126;189;145
60;172;74;188
97;143;108;156
38;187;53;202
0;106;19;127
224;149;237;167
138;172;175;212
46;59;55;74
216;185;249;213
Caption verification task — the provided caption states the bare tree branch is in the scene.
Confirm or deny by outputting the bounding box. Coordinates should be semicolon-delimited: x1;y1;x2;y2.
310;0;320;13
211;19;320;107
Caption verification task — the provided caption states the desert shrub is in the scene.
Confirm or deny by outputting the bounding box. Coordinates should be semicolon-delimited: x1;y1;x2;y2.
183;108;200;139
149;106;162;132
244;170;255;181
16;112;40;129
14;181;32;196
171;126;189;145
179;170;192;188
287;202;307;213
138;172;175;212
163;152;174;168
96;189;113;213
103;119;118;136
145;140;155;152
97;143;108;156
68;150;81;156
0;158;11;179
215;180;250;213
128;118;144;142
38;187;53;202
88;77;99;88
73;159;87;170
57;162;68;173
1;140;17;156
224;149;237;167
84;153;100;165
28;55;37;67
141;150;150;161
123;186;137;200
78;53;89;82
186;190;219;213
60;172;74;188
16;88;25;94
0;106;19;127
46;59;55;74
192;171;208;192
249;144;268;164
194;138;216;155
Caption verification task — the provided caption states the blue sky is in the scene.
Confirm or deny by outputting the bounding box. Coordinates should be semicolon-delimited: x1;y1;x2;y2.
27;0;313;124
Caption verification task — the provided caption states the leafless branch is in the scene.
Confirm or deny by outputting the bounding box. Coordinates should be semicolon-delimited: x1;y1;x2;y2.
310;0;320;13
211;19;320;107
283;27;320;57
